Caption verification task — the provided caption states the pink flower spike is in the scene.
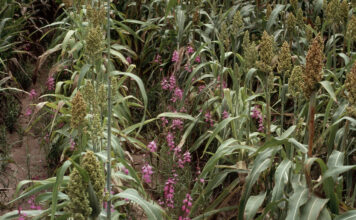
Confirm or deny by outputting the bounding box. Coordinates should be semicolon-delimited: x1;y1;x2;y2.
126;57;132;64
147;140;157;153
200;178;205;183
195;56;201;63
25;108;32;116
172;50;179;62
222;110;229;119
46;76;55;91
187;46;194;54
141;164;153;183
29;89;37;99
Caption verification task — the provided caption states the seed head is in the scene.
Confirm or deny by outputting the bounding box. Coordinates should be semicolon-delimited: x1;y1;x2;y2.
232;11;244;34
243;31;258;70
266;4;272;19
290;0;298;12
81;151;106;206
315;16;321;31
325;0;341;25
305;24;314;43
345;62;356;105
286;13;296;35
87;4;106;27
296;8;304;28
346;16;356;42
256;31;275;74
340;0;349;24
220;22;230;50
289;65;304;98
85;26;104;59
277;41;292;76
302;34;324;98
71;91;87;129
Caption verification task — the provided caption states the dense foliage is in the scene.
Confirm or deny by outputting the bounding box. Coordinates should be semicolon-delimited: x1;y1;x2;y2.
1;0;356;219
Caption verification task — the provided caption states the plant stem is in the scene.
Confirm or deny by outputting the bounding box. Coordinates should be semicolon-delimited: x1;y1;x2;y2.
340;120;350;152
106;0;112;218
266;76;271;138
280;75;285;133
307;92;316;157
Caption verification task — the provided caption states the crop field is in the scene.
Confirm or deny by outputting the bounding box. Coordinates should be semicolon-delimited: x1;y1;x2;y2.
0;0;356;219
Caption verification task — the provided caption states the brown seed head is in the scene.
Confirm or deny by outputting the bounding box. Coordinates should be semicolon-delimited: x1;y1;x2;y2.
286;13;296;35
232;11;244;34
289;65;304;98
256;31;275;74
346;16;356;42
302;34;324;98
345;62;356;105
71;91;87;129
277;41;292;76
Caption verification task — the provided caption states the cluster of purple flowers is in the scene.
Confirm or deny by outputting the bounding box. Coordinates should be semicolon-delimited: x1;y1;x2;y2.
142;164;154;183
252;106;264;132
47;76;55;91
163;174;178;208
179;193;193;220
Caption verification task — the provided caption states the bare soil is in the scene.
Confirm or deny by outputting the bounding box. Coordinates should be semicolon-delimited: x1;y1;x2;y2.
0;69;49;215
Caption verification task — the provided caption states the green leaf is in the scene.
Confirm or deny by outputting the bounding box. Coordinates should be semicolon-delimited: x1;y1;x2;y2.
286;187;309;220
320;81;337;103
300;195;328;220
245;192;266;220
266;5;285;32
51;160;72;220
238;149;274;220
334;210;356;220
117;189;165;220
157;112;195;121
272;159;292;202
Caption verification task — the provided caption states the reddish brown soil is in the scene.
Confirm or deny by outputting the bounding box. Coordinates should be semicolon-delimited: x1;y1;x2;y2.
0;69;48;215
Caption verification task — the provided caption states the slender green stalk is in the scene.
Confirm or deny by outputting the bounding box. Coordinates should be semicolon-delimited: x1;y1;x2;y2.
266;76;271;138
340;120;350;152
280;75;285;133
307;92;316;157
106;0;112;218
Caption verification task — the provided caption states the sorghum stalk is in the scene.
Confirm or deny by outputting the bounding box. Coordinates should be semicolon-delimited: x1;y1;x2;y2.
303;35;324;157
106;0;112;218
307;92;316;157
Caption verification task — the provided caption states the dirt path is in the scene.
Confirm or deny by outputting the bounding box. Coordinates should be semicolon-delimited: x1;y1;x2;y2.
0;70;49;214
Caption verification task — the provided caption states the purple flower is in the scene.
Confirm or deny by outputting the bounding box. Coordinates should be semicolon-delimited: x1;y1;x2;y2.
147;140;157;153
69;138;75;151
166;132;175;150
183;151;191;163
154;54;162;64
164;177;176;208
169;75;176;91
171;87;183;103
141;164;153;183
161;117;169;127
172;119;183;130
252;106;264;132
179;193;193;219
184;63;192;72
47;76;55;91
172;50;179;62
122;167;129;175
222;110;229;119
187;46;194;54
161;77;169;90
25;108;32;116
29;89;37;100
205;111;214;127
126;57;132;64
